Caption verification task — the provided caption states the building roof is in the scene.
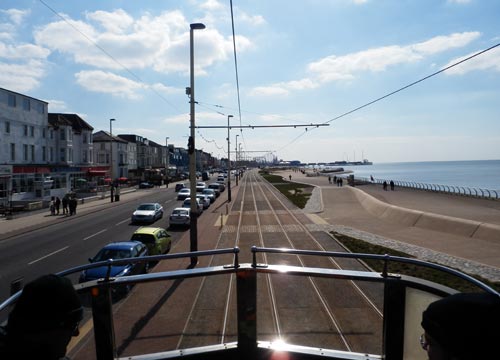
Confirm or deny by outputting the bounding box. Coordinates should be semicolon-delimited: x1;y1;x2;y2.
93;130;128;143
48;113;94;133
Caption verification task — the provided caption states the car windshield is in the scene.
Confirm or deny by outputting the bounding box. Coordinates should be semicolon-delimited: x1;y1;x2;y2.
203;189;213;194
93;248;132;262
172;209;188;215
137;204;155;210
131;233;155;244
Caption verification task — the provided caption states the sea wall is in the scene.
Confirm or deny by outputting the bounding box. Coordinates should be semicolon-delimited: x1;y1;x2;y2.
349;186;500;242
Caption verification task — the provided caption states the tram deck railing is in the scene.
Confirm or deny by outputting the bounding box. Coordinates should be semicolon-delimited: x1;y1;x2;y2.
1;247;498;360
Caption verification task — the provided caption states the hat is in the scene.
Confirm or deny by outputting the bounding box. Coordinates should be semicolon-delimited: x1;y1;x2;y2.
8;274;83;333
421;292;500;359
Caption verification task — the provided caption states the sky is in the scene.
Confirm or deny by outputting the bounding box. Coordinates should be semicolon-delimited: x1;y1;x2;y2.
1;0;500;164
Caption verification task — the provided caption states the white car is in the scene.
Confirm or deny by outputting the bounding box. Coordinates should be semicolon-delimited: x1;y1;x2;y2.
196;182;207;192
177;188;190;200
202;188;216;203
195;194;210;209
182;197;203;214
169;207;190;227
131;203;163;224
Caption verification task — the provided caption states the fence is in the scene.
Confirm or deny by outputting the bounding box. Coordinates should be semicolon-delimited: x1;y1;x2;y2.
353;176;499;200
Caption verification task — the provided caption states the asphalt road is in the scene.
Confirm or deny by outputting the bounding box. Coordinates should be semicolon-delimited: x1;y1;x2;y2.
0;186;189;303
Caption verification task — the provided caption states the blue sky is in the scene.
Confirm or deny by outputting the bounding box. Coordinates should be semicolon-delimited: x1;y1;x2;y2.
1;0;499;163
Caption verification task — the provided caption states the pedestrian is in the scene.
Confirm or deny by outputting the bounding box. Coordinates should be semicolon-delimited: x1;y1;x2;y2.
68;196;77;216
390;180;395;191
370;175;374;182
62;194;69;215
420;292;500;360
333;175;337;185
383;181;388;191
54;196;61;215
0;274;83;360
328;176;331;184
338;178;343;187
49;196;55;216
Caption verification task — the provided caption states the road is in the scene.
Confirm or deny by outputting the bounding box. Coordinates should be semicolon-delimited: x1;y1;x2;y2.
0;186;186;303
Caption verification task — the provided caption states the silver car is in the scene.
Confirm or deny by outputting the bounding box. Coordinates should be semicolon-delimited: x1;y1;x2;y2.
131;203;163;224
169;207;190;227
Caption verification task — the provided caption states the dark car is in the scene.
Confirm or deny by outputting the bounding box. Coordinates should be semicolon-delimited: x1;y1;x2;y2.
175;183;186;192
79;241;149;293
139;182;154;189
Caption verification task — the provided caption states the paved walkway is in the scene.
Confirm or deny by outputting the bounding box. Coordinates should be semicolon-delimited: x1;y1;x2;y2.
278;170;500;282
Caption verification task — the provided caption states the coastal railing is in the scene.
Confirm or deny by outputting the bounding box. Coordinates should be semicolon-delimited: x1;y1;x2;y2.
353;176;499;200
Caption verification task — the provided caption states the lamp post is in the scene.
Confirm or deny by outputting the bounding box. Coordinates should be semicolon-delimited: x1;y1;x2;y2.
165;136;169;188
189;22;205;266
235;134;239;186
109;118;116;179
227;114;233;202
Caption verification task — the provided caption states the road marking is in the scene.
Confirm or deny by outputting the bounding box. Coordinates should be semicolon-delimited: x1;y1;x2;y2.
164;199;172;204
28;246;69;265
116;218;130;225
83;229;108;241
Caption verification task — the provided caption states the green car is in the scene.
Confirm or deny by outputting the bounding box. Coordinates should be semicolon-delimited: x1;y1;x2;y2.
131;227;172;257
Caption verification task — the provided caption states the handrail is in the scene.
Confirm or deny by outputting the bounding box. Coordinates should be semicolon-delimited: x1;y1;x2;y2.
355;176;499;199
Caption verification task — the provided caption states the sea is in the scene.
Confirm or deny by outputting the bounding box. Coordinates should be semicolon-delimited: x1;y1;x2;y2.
336;160;500;191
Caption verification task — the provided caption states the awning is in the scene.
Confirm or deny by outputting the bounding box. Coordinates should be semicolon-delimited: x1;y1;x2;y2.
88;170;107;176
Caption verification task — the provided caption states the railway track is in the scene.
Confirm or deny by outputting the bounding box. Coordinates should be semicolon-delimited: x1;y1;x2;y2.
177;170;384;355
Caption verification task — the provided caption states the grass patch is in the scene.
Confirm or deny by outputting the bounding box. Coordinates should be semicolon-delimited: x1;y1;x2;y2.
333;231;500;293
260;171;313;209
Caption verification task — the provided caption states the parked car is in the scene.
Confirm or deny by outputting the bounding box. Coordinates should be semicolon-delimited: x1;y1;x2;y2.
182;197;203;213
139;182;154;189
215;181;226;192
78;241;149;294
175;183;186;192
196;182;207;192
195;194;210;209
217;175;225;182
209;182;224;194
177;188;191;200
202;171;209;181
130;227;171;256
169;207;191;227
202;188;216;203
131;203;163;224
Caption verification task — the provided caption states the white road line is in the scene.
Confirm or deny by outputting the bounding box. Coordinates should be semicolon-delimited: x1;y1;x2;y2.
164;199;172;204
29;246;69;265
83;229;108;241
116;219;130;225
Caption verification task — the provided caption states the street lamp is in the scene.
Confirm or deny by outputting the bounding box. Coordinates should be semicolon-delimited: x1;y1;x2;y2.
189;22;205;266
227;114;233;202
165;136;169;187
109;118;116;178
235;134;239;186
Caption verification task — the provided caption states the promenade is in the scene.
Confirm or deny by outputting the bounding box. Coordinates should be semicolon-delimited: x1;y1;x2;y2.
279;170;500;281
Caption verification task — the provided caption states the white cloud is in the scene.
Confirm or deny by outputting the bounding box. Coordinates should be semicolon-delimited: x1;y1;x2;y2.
46;99;69;112
0;60;46;92
251;32;481;97
75;70;145;99
447;0;471;4
444;46;500;75
34;9;253;76
1;8;30;25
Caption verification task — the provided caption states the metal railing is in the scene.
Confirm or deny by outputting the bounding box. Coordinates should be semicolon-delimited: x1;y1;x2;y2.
1;247;498;360
353;176;499;199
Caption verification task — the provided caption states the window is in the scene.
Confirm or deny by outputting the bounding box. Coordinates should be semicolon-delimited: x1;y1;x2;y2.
60;128;66;140
83;150;88;163
8;94;16;107
50;129;54;139
83;133;87;143
36;102;45;114
23;144;28;161
60;148;66;162
23;98;30;111
23;125;28;136
30;126;34;137
10;143;15;161
31;145;35;162
42;128;46;138
42;146;47;161
5;121;10;133
49;147;54;162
